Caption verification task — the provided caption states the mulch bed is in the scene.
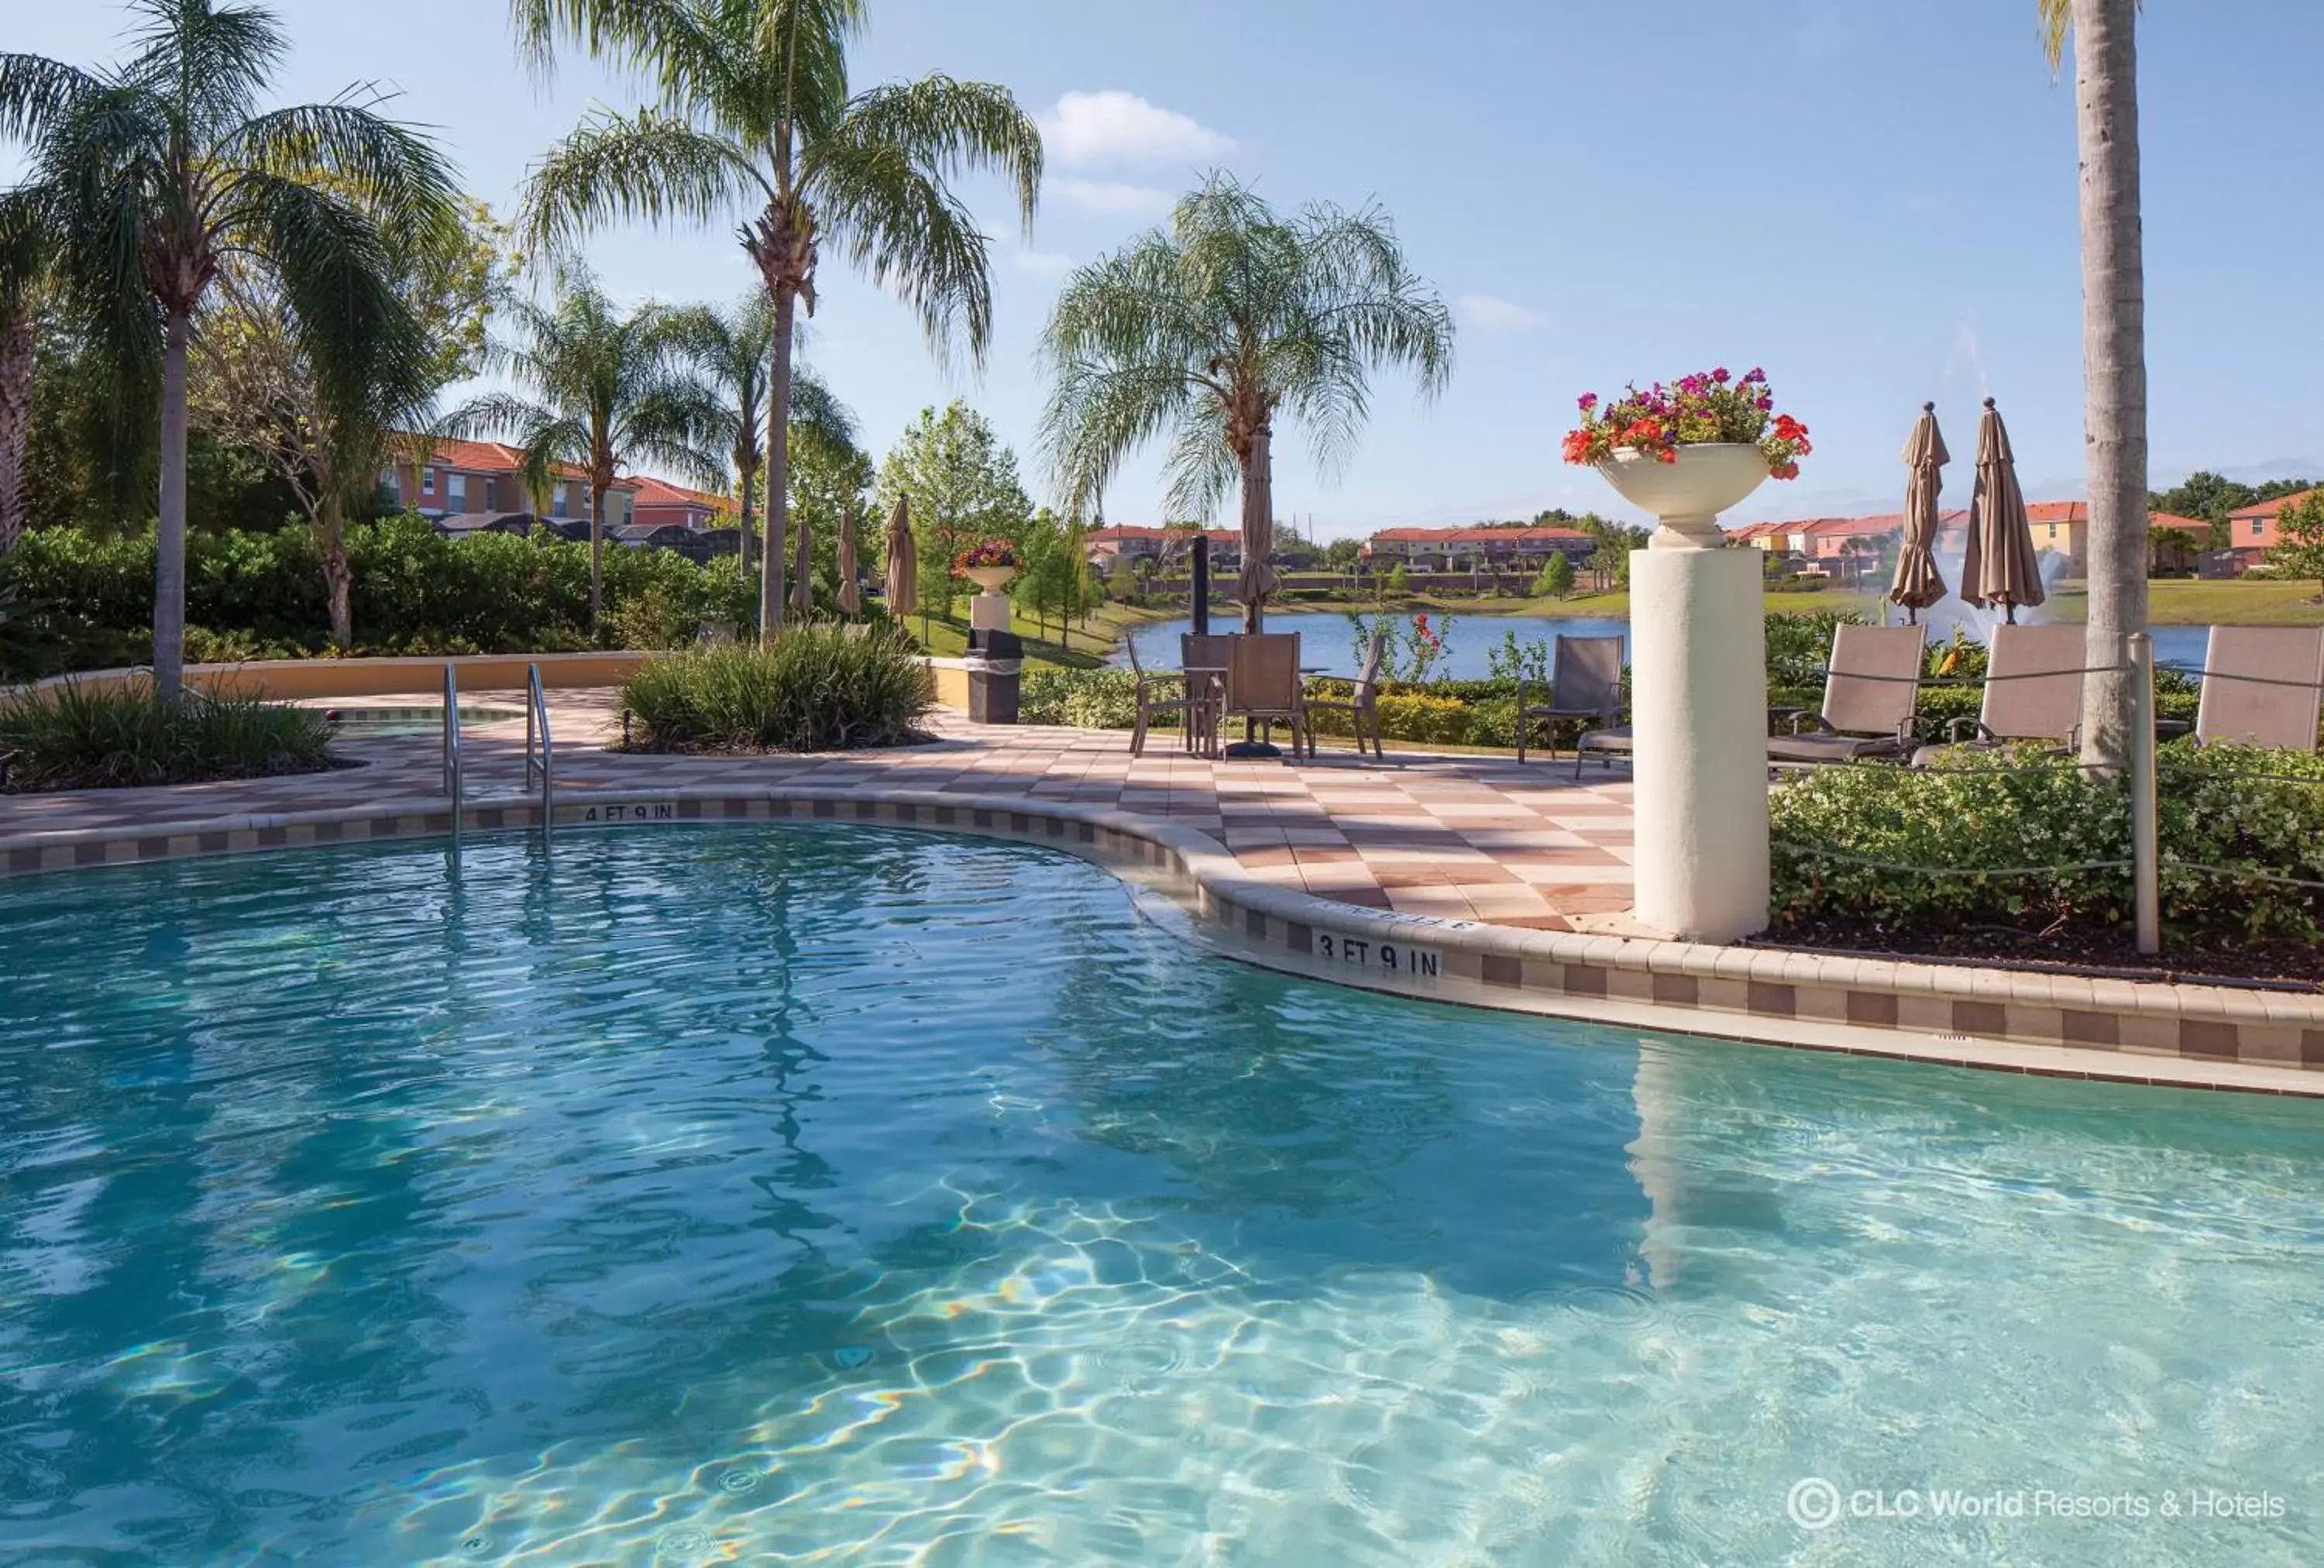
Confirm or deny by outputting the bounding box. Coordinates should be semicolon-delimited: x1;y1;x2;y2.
1756;917;2324;992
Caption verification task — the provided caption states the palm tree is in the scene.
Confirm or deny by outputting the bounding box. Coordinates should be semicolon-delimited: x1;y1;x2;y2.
662;293;857;590
0;190;53;565
509;0;1043;641
0;0;458;700
2044;0;2147;772
1040;174;1455;633
446;267;725;628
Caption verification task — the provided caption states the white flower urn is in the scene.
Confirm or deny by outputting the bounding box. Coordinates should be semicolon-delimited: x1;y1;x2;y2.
1596;443;1769;549
963;565;1017;593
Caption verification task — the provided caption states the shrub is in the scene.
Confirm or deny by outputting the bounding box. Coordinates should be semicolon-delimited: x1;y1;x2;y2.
1770;744;2324;942
0;680;337;790
620;624;934;753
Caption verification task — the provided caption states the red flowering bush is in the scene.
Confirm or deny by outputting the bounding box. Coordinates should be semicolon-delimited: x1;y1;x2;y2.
954;538;1019;572
1561;367;1811;480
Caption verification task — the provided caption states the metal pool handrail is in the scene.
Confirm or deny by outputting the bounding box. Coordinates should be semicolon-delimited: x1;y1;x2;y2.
524;662;553;839
442;662;463;848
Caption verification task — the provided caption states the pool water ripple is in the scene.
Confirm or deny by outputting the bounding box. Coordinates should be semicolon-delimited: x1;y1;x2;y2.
2;825;2322;1564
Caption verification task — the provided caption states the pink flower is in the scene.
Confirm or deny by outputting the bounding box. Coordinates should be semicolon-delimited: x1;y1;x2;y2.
1578;392;1597;413
1712;366;1731;383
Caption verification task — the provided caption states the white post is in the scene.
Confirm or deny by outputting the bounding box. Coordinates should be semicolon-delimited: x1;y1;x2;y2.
1630;540;1771;941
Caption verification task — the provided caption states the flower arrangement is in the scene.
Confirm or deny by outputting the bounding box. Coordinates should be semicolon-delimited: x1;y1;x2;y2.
1562;367;1811;480
954;538;1019;573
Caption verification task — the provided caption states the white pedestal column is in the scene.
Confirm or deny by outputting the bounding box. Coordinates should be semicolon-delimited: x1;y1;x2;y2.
1628;544;1769;942
969;591;1011;633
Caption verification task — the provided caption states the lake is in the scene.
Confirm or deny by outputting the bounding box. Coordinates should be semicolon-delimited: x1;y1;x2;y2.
1115;611;2219;680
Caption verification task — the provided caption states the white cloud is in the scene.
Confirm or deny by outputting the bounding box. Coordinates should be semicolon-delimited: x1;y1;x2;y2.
1457;294;1544;332
1051;177;1177;218
1007;246;1076;278
1038;90;1232;169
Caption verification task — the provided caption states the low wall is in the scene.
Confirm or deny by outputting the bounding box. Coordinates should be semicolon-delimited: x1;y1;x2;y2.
26;651;978;708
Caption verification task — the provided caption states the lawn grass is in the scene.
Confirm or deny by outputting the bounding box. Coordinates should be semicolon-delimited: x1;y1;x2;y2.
2045;577;2324;625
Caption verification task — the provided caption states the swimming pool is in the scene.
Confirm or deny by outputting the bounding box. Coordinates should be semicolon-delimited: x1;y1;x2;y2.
323;703;528;738
2;826;2319;1563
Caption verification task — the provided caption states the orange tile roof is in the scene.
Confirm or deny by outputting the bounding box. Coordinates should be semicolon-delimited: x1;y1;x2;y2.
2147;511;2210;533
1367;526;1593;543
631;476;729;508
2227;488;2318;521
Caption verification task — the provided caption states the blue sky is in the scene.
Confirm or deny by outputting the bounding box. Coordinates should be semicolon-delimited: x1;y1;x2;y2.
10;1;2322;537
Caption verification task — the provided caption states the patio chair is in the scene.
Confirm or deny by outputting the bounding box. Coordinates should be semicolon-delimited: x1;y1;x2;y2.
1300;631;1387;758
1125;636;1218;758
2195;625;2324;750
1910;623;2085;765
1766;623;1927;765
1227;631;1311;761
1516;634;1624;767
1183;633;1235;755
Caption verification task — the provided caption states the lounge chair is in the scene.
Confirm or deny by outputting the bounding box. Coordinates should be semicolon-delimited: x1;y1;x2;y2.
1227;631;1311;760
2196;625;2324;749
1301;631;1387;758
1516;634;1624;769
1766;624;1927;765
1125;636;1217;758
1911;623;2084;765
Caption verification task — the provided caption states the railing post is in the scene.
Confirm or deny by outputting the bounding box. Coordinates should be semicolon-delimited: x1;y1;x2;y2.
2129;631;2161;957
442;661;462;850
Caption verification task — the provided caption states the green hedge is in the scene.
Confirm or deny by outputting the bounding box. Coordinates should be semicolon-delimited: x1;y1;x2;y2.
1770;743;2324;941
0;516;761;678
0;679;337;790
620;624;934;753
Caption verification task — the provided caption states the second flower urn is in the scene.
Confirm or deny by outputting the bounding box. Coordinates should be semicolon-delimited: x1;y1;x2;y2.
1595;443;1770;550
964;565;1017;593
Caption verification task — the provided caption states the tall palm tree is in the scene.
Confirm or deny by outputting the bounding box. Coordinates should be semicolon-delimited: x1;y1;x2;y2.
662;293;855;588
1040;174;1455;632
448;268;725;629
2044;0;2147;771
0;190;53;565
510;0;1042;641
0;0;458;700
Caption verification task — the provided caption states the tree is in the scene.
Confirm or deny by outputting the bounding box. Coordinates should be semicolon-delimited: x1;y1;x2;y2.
1534;551;1574;597
2150;470;2254;548
191;191;510;646
3;0;459;699
2043;0;2147;772
0;191;54;566
446;266;724;629
509;0;1042;641
2267;492;2324;602
784;373;868;606
1041;173;1454;634
1321;537;1363;573
873;401;1030;616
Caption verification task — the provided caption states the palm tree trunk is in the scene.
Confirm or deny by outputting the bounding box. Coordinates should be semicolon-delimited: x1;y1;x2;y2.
737;464;755;579
154;307;191;703
589;480;607;631
1240;425;1273;634
2073;0;2148;772
318;493;352;650
0;301;30;560
761;286;796;641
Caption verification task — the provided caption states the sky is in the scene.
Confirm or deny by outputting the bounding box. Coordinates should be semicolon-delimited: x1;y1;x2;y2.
9;0;2322;539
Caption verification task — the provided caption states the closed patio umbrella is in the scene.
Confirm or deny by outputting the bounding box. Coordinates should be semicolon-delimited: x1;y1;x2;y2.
837;503;861;616
1961;397;2044;624
789;509;814;618
882;494;918;634
1889;402;1948;624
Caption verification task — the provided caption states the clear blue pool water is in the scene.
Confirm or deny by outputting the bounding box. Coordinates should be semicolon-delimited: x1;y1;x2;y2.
3;827;2320;1564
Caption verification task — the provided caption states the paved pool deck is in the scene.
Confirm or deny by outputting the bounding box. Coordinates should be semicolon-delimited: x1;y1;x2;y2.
0;692;1645;933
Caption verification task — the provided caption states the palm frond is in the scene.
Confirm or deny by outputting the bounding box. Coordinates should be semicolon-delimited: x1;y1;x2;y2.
0;52;105;142
520;107;767;256
816;74;1040;232
221;97;461;239
786;360;857;454
806;134;991;369
123;0;284;145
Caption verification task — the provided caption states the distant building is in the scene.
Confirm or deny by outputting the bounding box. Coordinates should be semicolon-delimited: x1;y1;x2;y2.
1360;525;1594;571
631;476;731;531
381;437;638;533
2224;489;2312;573
1083;525;1241;574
